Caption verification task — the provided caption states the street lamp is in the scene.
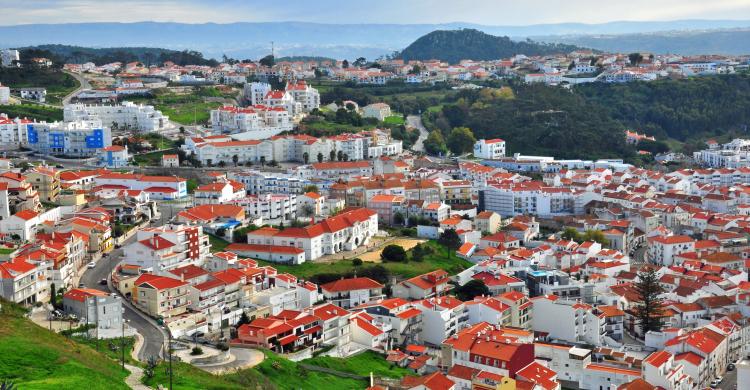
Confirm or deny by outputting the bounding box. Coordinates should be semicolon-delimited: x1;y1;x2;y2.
121;319;129;370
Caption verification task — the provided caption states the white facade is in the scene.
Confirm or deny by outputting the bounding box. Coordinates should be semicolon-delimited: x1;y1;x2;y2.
210;105;293;139
26;119;112;157
63;102;169;132
473;139;506;160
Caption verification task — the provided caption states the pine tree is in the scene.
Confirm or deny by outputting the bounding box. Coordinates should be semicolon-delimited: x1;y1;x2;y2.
634;267;665;336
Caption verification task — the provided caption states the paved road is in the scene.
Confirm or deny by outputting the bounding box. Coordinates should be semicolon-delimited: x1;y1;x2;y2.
717;364;737;390
62;70;91;105
406;115;428;153
79;234;167;361
632;245;647;264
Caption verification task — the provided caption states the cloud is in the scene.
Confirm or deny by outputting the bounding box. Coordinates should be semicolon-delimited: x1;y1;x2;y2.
2;0;750;25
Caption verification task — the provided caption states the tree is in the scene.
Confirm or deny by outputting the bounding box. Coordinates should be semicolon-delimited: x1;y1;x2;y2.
259;54;275;67
259;156;266;167
330;150;336;161
232;154;239;166
353;57;367;67
300;204;315;218
342;153;349;162
423;130;448;155
268;159;279;167
393;212;405;226
628;52;644;66
302;152;309;164
303;185;319;193
381;244;407;262
447;127;476;155
634;267;665;336
236;311;251;327
438;229;462;250
409;64;422;75
342;59;349;69
218;161;226;167
49;282;57;309
337;150;344;161
317;152;324;163
455;279;490;301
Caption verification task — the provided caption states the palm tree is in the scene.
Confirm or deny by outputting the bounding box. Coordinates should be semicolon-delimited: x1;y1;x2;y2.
302;152;309;164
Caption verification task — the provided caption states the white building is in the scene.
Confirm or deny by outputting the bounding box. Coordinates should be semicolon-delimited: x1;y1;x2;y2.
26;119;112;157
246;208;378;262
0;83;9;104
473;139;506;160
0;114;34;148
121;224;211;272
231;193;297;220
361;103;392;121
63;102;169;132
0;49;20;67
210;105;293;139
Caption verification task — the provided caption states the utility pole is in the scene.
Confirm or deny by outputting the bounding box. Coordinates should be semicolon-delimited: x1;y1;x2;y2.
121;319;125;370
168;331;173;390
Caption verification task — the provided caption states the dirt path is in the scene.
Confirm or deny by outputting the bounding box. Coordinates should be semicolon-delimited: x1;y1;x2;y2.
124;364;151;390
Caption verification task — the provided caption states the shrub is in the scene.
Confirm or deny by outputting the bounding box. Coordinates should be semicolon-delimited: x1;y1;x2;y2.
381;244;407;262
190;346;203;355
352;258;363;266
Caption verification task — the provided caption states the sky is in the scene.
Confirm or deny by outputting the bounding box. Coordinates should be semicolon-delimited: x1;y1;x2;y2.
3;0;750;26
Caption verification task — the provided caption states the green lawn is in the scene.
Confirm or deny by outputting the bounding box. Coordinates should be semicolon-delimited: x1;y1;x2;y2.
160;101;221;125
72;336;138;366
383;115;406;125
248;351;367;390
255;240;472;279
208;234;230;253
0;104;63;121
133;149;176;166
144;361;259;390
0;301;130;390
0;247;16;255
301;350;412;379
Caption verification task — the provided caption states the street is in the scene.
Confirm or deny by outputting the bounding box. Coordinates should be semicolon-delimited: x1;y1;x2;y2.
79;233;167;361
407;115;428;153
717;364;737;390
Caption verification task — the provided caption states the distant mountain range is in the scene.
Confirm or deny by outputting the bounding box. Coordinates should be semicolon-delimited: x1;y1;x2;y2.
539;29;750;55
398;29;583;63
1;20;750;59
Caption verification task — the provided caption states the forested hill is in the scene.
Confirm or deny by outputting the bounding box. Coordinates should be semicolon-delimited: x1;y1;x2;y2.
18;44;219;66
423;73;750;162
397;29;584;64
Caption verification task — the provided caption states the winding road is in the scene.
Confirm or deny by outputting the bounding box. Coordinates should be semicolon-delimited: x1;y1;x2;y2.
407;115;428;152
79;234;167;361
62;70;91;106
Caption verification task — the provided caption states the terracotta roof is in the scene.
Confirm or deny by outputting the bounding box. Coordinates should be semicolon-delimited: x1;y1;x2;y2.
321;277;383;292
63;288;109;302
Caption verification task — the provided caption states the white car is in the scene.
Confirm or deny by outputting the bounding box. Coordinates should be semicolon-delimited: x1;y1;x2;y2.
87;262;96;269
710;377;722;388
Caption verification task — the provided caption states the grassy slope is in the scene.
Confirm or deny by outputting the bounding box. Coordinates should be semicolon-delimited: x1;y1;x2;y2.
301;350;413;379
256;240;472;279
0;104;63;121
0;302;130;390
248;351;367;390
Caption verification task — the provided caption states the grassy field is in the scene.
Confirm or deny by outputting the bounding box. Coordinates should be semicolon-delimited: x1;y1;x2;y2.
383;115;406;125
0;104;63;121
132;149;176;166
0;301;130;390
255;240;472;279
71;336;138;366
301;350;413;379
0;68;79;106
249;350;367;390
125;86;235;125
144;360;269;390
208;234;231;253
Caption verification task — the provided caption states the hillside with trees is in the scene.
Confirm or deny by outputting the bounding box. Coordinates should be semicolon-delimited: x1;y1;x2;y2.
17;44;219;66
397;29;584;64
422;73;750;161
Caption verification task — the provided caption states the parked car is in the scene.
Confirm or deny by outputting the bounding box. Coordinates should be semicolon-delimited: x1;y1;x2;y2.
728;363;735;371
87;261;96;269
710;377;723;388
78;283;85;288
